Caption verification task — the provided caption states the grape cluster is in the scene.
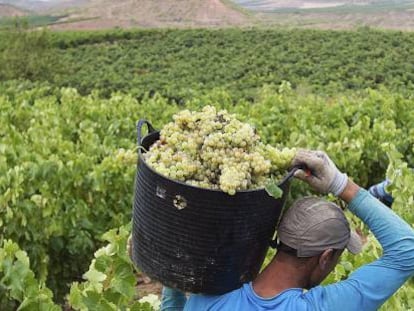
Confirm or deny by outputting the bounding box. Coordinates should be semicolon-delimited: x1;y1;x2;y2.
144;106;296;195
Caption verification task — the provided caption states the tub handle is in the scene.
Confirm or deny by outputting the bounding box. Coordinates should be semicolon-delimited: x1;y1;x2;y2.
137;119;156;148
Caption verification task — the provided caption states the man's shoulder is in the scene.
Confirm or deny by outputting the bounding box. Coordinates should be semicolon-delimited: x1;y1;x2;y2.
185;283;311;311
185;284;242;311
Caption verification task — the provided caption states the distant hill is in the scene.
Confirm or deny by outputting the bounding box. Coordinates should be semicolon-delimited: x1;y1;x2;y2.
51;0;251;30
0;1;49;12
0;3;28;17
0;0;89;13
233;0;414;12
233;0;414;30
2;0;414;30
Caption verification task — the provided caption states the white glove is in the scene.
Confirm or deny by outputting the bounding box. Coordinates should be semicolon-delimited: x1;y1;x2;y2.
292;150;348;196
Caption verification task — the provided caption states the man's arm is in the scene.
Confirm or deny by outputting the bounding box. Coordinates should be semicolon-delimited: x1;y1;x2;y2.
160;287;187;311
292;150;414;310
306;180;414;311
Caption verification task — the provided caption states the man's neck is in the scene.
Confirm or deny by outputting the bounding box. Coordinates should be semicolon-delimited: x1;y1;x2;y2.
252;253;312;298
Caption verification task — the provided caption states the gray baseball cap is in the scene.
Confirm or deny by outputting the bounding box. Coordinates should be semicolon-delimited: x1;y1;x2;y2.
277;197;362;257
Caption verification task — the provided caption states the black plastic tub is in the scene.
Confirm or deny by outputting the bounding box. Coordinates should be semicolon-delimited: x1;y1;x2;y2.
131;120;291;294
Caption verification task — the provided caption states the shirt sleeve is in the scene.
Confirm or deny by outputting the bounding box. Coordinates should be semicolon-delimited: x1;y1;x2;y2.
160;287;187;311
305;189;414;311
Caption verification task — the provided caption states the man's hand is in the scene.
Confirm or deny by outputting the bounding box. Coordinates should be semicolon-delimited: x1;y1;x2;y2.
292;149;348;196
369;179;394;207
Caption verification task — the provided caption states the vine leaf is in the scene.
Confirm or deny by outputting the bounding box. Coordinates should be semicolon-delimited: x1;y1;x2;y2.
265;179;283;199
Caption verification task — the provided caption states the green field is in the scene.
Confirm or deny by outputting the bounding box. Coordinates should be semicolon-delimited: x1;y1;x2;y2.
2;27;414;102
0;26;413;310
0;15;65;28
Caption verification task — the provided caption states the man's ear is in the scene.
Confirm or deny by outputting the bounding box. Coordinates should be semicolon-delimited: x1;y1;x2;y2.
318;249;335;270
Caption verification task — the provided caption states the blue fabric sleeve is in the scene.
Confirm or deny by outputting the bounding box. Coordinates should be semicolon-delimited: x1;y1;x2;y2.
160;287;187;311
306;189;414;311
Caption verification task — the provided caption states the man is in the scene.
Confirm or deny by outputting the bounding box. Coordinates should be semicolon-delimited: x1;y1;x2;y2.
161;150;414;310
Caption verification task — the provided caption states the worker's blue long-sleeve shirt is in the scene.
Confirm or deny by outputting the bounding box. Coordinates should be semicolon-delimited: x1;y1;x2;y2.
163;189;414;311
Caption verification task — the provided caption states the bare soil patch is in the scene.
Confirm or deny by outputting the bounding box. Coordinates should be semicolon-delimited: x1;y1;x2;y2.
51;0;251;30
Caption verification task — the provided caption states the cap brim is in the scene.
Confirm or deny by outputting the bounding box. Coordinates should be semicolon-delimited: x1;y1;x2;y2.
346;230;363;255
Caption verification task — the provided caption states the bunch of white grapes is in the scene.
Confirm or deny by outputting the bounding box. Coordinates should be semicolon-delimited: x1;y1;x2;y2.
144;106;296;195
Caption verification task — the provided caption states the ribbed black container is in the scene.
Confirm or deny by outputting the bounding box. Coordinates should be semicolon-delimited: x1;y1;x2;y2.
132;120;290;294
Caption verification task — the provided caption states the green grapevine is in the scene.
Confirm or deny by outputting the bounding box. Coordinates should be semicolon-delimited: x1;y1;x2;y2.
68;225;154;311
0;82;413;310
0;240;61;311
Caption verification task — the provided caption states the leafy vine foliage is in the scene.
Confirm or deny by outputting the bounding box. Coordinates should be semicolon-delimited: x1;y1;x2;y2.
68;225;154;311
2;27;414;101
0;21;62;81
0;227;154;310
1;82;413;309
0;240;60;311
